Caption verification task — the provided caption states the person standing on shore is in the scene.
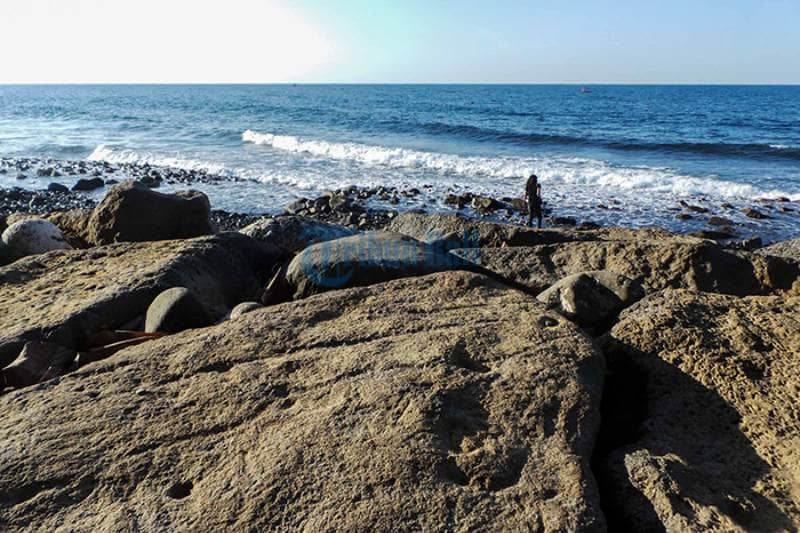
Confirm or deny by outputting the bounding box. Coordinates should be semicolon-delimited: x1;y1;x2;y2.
525;174;543;228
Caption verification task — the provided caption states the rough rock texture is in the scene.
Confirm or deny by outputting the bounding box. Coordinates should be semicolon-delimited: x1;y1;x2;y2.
87;181;214;245
47;209;93;248
596;289;800;531
0;271;606;531
759;237;800;261
537;271;643;328
458;240;799;296
280;231;473;301
385;212;703;248
144;287;214;334
0;234;277;359
240;216;357;257
1;218;72;259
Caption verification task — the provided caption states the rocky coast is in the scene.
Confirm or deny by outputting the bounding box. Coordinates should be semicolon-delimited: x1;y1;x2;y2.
0;169;799;530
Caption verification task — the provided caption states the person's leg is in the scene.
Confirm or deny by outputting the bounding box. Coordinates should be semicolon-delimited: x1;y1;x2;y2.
527;199;534;227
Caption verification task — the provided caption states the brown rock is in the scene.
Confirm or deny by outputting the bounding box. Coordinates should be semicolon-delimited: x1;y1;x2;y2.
758;238;800;261
87;181;214;245
596;289;800;531
0;234;277;352
0;272;605;531
456;240;799;296
385;213;697;249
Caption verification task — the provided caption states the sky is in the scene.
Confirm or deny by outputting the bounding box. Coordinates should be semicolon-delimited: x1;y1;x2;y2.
0;0;798;84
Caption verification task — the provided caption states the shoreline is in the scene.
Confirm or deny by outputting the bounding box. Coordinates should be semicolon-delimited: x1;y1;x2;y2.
1;155;799;245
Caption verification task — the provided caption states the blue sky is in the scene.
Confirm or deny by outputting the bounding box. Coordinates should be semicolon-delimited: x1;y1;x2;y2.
1;0;798;83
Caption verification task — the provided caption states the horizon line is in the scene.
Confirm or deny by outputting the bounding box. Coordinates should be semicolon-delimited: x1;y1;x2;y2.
1;82;799;87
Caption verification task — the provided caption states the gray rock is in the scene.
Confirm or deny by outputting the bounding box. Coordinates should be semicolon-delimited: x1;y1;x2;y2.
145;287;214;333
240;216;356;257
230;301;263;320
72;177;105;191
87;181;214;244
1;218;72;259
536;270;643;327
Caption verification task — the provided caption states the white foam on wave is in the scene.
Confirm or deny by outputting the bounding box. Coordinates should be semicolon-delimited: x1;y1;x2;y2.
87;144;229;175
242;130;799;201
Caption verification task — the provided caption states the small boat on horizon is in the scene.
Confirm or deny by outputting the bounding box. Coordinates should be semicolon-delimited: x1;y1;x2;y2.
580;87;592;94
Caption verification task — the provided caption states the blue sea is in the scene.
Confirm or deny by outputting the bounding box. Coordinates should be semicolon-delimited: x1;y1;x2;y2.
1;84;799;239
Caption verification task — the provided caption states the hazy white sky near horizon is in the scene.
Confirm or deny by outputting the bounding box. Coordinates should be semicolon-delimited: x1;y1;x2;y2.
0;0;798;83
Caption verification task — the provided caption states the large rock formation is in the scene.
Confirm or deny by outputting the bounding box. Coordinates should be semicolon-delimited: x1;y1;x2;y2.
0;234;276;359
596;289;800;531
86;181;214;245
458;240;799;296
0;271;606;531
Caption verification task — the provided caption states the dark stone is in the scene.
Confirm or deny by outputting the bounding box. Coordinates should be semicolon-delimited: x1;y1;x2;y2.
145;287;214;333
72;178;105;192
743;208;769;220
47;183;69;194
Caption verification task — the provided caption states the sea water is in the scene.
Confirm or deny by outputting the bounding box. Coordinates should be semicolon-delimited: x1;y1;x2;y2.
0;84;798;239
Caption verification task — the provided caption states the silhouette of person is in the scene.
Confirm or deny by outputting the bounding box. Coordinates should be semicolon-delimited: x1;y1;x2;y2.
525;174;543;228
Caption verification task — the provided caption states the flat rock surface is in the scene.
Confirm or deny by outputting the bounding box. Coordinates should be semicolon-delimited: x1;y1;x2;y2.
0;234;275;356
598;289;800;531
386;213;704;248
459;240;799;296
758;237;800;261
0;271;605;531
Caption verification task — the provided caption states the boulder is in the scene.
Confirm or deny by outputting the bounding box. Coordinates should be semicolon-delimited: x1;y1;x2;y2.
536;271;643;328
596;289;800;531
455;240;799;296
47;182;69;193
72;177;105;191
86;181;214;245
758;237;800;261
229;301;263;319
240;216;356;257
1;218;72;259
144;287;214;333
277;232;473;301
743;207;769;220
0;271;605;531
0;234;277;352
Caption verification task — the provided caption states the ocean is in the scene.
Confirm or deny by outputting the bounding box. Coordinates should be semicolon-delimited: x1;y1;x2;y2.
1;84;799;239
